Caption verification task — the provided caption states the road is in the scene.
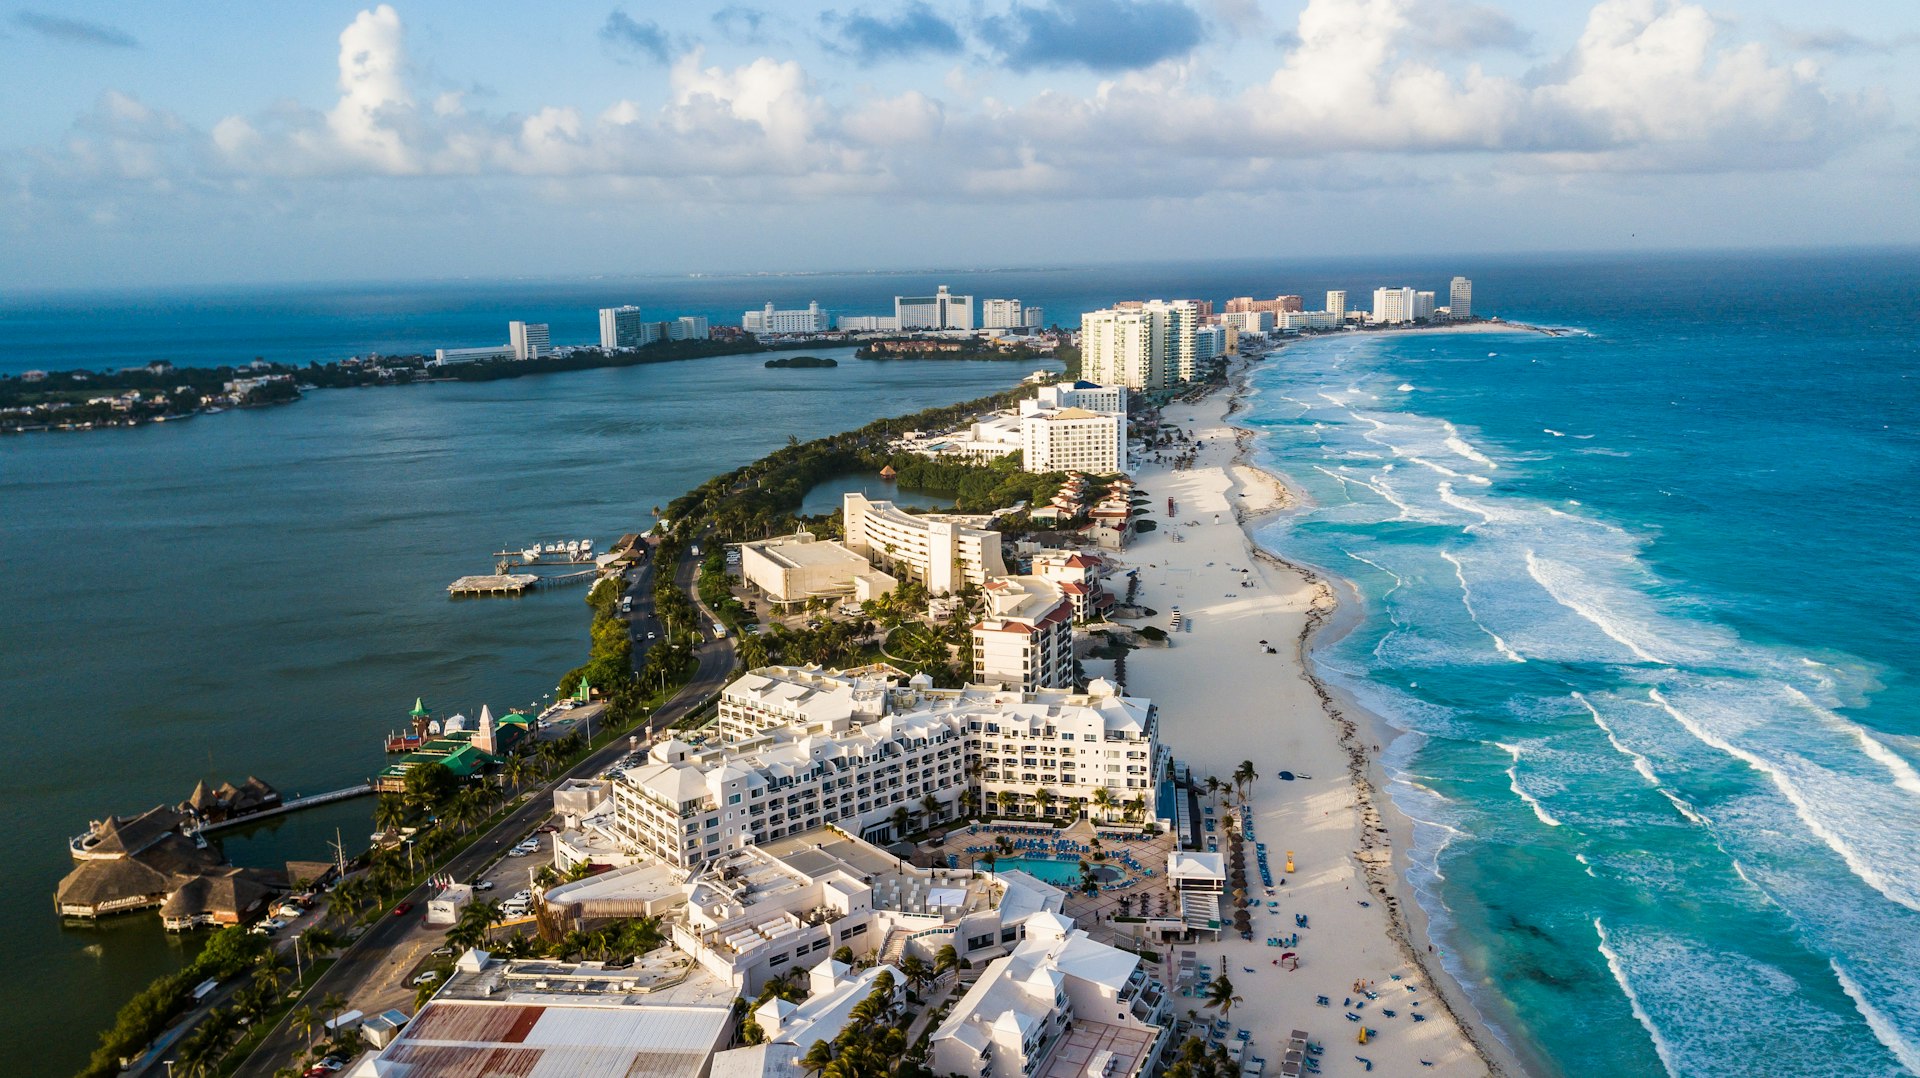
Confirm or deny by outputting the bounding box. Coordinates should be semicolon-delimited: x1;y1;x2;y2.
232;542;737;1078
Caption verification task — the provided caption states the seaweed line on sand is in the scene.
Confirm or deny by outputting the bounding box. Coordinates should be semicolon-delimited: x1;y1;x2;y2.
1221;364;1512;1078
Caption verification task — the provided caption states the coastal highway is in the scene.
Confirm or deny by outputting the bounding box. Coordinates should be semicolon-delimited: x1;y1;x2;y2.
231;553;737;1078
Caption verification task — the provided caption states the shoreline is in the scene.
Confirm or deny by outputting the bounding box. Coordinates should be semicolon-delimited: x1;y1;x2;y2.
1119;349;1530;1078
1220;353;1538;1078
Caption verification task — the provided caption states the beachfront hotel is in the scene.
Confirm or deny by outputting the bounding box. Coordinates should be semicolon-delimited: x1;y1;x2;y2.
842;492;1008;594
1450;276;1473;319
972;576;1074;692
508;320;550;360
1079;301;1203;389
930;910;1171;1078
604;666;1162;866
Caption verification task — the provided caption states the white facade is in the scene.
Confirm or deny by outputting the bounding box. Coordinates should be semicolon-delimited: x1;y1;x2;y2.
632;666;1161;858
981;299;1025;329
1022;306;1047;328
1451;277;1473;320
1034;381;1127;416
1278;310;1340;332
972;576;1074;691
1414;290;1437;321
930;912;1169;1078
673;315;711;340
1218;310;1273;335
1142;300;1202;383
745;302;830;334
1079;308;1162;390
600;305;646;350
1371;287;1417;324
1326;290;1347;323
896;285;975;331
836;315;900;332
841;492;1007;595
1020;407;1125;475
509;321;550;360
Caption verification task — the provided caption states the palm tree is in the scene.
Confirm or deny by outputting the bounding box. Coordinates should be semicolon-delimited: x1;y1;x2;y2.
892;806;913;841
1125;795;1146;823
373;795;408;836
934;943;959;979
899;954;932;995
958;788;979;818
503;755;532;792
290;1004;318;1049
321;991;350;1037
921;793;941;825
1091;787;1115;823
1233;760;1257;802
1035;787;1055;819
979;851;998;878
301;927;340;956
996;789;1017;816
800;1038;836;1076
1204;776;1224;811
1202;974;1243;1025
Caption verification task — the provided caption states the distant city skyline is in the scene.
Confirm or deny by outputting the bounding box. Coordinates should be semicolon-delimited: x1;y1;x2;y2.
2;0;1916;289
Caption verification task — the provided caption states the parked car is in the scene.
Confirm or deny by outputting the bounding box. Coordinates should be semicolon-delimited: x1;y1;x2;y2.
431;946;455;958
411;970;441;987
472;880;494;891
392;901;414;917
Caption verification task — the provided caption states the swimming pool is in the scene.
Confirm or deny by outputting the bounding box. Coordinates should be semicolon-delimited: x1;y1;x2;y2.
997;856;1119;886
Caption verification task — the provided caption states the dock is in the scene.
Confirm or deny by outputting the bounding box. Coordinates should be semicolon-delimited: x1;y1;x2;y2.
449;573;540;596
192;783;374;834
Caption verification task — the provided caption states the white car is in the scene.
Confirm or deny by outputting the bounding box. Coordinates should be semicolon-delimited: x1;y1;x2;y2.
250;918;287;935
411;970;441;987
511;889;532;903
472;880;494;892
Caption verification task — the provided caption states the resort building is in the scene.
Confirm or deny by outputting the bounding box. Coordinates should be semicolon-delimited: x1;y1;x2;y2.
1029;549;1109;621
981;299;1026;329
608;667;1161;866
1414;291;1437;321
1020;406;1125;475
972;576;1074;692
432;344;515;365
1326;290;1347;322
715;959;907;1078
929;911;1171;1078
1079;307;1163;390
509;320;551;360
600;305;647;350
346;948;737;1078
745;302;830;335
56;805;283;925
836;315;899;332
737;532;897;607
1371;287;1417;324
1191;324;1226;372
1224;295;1303;315
1033;381;1127;416
1278;310;1341;332
841;492;1007;595
1451;277;1473;319
1218;311;1273;336
895;285;975;331
668;827;1067;996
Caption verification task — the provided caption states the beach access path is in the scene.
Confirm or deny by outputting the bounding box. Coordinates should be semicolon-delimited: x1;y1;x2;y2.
1115;363;1514;1077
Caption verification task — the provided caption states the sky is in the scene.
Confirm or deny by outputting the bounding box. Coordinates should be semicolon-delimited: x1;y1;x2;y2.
1;0;1916;289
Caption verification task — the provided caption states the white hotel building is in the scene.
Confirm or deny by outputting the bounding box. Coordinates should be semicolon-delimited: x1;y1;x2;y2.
931;911;1170;1078
896;285;974;331
744;301;830;334
608;666;1162;866
509;320;550;360
972;576;1074;692
842;492;1008;594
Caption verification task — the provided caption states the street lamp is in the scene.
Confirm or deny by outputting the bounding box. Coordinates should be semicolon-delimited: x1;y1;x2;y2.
292;933;304;984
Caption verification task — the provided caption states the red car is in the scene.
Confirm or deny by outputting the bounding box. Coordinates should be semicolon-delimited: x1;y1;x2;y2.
392;901;413;917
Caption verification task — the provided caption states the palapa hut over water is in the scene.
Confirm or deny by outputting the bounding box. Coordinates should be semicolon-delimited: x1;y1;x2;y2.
57;795;287;925
179;775;281;825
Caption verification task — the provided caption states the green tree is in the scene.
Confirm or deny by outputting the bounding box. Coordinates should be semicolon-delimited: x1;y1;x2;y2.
1233;760;1258;802
1202;974;1243;1025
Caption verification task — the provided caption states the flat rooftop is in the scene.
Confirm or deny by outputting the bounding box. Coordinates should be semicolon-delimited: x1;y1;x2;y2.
757;830;999;917
755;539;868;570
1037;1019;1158;1078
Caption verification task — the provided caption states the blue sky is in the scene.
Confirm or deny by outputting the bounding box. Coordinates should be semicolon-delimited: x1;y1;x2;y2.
2;0;1915;288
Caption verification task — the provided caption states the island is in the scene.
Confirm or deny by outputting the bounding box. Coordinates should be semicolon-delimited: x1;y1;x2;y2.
763;355;838;368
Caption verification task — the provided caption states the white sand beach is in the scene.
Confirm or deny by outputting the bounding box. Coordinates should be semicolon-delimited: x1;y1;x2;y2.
1110;358;1526;1077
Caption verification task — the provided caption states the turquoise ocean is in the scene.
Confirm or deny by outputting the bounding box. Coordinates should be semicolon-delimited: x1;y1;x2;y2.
1242;254;1920;1076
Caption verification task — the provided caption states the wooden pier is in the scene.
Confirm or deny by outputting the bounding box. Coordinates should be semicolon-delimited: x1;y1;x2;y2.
193;783;373;834
448;573;541;596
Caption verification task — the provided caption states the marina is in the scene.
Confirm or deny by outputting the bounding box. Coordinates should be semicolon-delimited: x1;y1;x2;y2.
493;538;598;564
446;572;541;596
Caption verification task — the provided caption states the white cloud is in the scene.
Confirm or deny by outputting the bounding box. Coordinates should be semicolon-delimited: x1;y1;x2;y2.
14;0;1878;226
